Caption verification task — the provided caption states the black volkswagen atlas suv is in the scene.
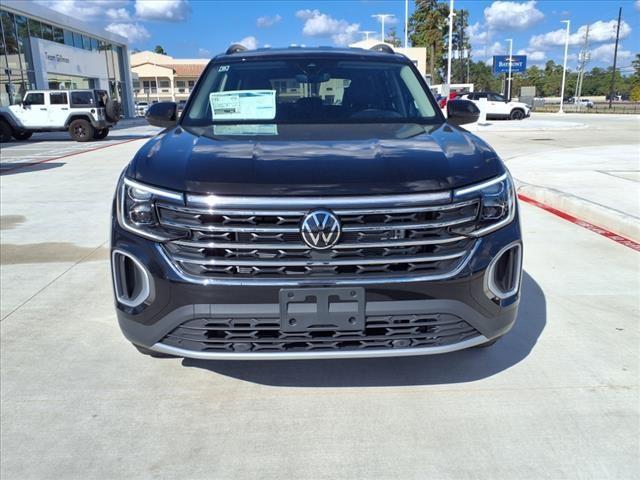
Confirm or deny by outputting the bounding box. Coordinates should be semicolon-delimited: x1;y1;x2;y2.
111;45;522;359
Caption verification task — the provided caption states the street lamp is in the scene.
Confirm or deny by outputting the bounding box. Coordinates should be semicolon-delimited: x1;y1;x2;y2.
446;0;455;86
361;31;376;41
371;14;394;42
506;38;513;101
559;20;570;114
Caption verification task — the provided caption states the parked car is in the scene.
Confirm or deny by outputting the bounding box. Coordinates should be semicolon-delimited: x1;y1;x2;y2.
111;45;522;360
177;99;187;116
460;91;530;120
573;98;594;108
0;89;120;142
438;91;458;109
135;101;149;117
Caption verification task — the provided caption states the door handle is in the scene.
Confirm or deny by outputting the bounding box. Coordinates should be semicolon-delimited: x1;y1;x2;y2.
61;107;69;110
40;108;47;111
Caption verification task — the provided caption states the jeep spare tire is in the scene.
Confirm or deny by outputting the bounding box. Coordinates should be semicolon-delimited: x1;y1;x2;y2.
105;100;121;123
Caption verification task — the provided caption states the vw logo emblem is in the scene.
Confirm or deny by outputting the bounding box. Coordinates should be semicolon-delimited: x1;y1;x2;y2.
300;209;341;250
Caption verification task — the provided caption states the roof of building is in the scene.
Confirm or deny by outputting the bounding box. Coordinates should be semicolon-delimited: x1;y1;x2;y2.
167;63;207;77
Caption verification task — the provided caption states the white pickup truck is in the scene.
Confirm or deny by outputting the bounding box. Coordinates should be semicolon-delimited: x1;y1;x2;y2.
0;89;121;142
460;91;530;120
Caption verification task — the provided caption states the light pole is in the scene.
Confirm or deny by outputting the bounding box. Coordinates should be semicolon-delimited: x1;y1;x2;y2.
404;0;409;48
446;0;455;86
361;31;376;41
372;14;394;42
506;38;513;100
559;20;570;114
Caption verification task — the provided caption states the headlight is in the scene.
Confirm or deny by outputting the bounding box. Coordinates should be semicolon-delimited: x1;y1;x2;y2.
116;176;186;241
452;172;516;237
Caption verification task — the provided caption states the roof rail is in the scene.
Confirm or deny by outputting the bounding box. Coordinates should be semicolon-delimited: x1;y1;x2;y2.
369;44;395;54
226;44;248;55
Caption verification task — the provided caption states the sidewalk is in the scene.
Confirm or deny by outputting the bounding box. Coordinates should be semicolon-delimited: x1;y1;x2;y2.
473;113;640;243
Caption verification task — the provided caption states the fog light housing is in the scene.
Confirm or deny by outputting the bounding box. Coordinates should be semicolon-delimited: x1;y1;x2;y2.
484;242;522;301
111;250;152;308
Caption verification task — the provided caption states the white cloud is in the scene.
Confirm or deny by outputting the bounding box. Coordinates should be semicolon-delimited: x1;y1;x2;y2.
233;36;258;50
529;19;631;49
36;0;128;19
106;8;131;21
105;23;150;43
295;9;360;46
517;48;546;61
589;43;631;63
636;0;640;11
372;14;398;26
198;48;211;58
487;41;506;56
134;0;190;22
256;14;282;28
468;22;489;46
484;1;544;31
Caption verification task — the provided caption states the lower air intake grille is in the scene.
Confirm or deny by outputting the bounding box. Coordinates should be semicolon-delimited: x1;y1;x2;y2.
160;313;481;353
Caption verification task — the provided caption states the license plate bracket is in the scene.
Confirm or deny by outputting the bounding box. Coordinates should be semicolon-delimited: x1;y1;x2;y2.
279;287;365;333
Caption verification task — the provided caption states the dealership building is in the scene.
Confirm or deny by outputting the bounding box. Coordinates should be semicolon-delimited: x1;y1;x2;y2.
0;0;135;117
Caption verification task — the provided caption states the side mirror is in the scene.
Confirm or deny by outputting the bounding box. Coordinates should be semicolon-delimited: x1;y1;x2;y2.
145;102;177;128
447;99;480;126
22;100;29;107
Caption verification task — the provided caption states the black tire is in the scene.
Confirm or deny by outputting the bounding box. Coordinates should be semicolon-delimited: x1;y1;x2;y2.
0;118;12;142
105;99;122;123
68;119;94;142
510;109;525;120
134;344;175;358
93;128;109;140
12;130;32;141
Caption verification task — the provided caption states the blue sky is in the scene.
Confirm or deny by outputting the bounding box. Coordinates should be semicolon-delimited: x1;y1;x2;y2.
37;0;640;71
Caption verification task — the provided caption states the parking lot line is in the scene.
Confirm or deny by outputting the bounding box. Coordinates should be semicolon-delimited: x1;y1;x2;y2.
0;137;145;174
518;193;640;251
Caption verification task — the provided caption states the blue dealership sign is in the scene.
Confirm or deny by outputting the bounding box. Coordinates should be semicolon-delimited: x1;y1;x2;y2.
492;55;527;74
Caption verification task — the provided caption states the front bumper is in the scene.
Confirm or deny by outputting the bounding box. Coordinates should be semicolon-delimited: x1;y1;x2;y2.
111;212;522;359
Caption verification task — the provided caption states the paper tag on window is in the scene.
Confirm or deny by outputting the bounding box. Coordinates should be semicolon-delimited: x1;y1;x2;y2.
209;90;276;120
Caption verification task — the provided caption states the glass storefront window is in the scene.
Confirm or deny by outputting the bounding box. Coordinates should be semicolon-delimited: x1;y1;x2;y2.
90;38;98;51
28;18;42;38
53;27;64;44
15;15;32;72
82;35;91;50
73;31;82;48
1;11;21;71
42;23;54;41
63;29;74;46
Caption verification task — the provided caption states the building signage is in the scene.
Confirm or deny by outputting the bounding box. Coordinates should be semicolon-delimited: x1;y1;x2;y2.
45;52;70;64
492;55;527;74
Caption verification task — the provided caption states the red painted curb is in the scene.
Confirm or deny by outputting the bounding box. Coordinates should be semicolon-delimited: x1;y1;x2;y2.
518;193;640;252
1;137;145;174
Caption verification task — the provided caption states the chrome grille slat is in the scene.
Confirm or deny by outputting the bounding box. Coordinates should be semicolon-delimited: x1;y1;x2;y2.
157;194;479;280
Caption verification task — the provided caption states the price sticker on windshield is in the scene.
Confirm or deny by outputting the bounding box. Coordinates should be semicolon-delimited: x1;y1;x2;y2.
209;90;276;120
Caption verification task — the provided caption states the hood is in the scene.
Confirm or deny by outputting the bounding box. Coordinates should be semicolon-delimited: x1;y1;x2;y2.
129;122;504;196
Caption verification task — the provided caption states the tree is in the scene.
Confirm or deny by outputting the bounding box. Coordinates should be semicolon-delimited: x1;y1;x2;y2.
630;85;640;102
409;0;449;82
385;27;402;48
451;8;470;83
467;60;501;91
631;53;640;85
154;45;167;55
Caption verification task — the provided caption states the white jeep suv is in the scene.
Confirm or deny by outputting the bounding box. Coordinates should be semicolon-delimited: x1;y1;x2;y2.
461;92;530;120
0;89;121;142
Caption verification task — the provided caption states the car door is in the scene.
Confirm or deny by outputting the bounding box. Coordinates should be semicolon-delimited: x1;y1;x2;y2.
17;92;49;127
488;93;509;116
48;92;70;125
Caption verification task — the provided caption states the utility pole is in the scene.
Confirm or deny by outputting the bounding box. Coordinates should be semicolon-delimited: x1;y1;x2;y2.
446;0;455;87
608;7;622;109
558;20;570;113
459;9;464;85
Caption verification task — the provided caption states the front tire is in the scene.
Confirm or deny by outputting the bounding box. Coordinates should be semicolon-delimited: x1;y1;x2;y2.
12;130;32;141
69;119;94;142
93;128;109;140
510;109;525;120
0;119;12;142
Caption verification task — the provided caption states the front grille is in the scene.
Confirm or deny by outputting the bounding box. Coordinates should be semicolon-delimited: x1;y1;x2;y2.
157;195;479;280
160;314;480;353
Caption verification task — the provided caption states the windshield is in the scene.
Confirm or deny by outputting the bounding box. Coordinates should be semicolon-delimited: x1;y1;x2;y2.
182;58;440;125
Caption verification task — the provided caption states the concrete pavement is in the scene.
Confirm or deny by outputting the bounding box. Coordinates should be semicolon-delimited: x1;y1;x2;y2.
473;113;640;242
1;122;638;479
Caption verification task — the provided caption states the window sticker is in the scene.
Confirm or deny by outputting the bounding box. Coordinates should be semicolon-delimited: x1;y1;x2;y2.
209;90;276;121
